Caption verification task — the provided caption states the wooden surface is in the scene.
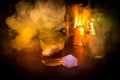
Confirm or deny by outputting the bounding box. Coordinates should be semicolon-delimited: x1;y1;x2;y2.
1;44;120;80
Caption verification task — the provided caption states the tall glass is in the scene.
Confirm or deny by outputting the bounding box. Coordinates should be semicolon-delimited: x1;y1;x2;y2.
40;27;65;66
85;18;111;59
85;35;106;58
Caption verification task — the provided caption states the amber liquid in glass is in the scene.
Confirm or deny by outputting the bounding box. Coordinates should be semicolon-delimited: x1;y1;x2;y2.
41;50;64;66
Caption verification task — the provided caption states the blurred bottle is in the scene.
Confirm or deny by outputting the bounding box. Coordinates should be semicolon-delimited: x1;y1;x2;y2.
85;19;105;59
73;3;85;46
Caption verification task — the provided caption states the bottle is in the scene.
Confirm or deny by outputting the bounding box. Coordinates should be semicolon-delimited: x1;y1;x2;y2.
73;3;85;46
85;19;105;59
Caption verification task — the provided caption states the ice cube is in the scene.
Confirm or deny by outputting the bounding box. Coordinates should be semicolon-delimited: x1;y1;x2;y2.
62;54;78;68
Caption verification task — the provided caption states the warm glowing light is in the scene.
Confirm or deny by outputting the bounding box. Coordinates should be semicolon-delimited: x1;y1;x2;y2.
73;4;87;46
74;25;84;46
73;4;91;28
79;26;84;36
83;8;91;24
73;4;84;28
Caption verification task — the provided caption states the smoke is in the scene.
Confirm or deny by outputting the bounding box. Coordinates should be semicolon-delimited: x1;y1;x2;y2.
6;0;66;52
5;0;113;58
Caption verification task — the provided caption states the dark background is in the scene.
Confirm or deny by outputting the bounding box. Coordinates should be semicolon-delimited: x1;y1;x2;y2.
0;0;120;80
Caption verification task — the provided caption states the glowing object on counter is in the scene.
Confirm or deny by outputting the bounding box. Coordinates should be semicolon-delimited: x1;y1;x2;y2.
62;54;78;68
